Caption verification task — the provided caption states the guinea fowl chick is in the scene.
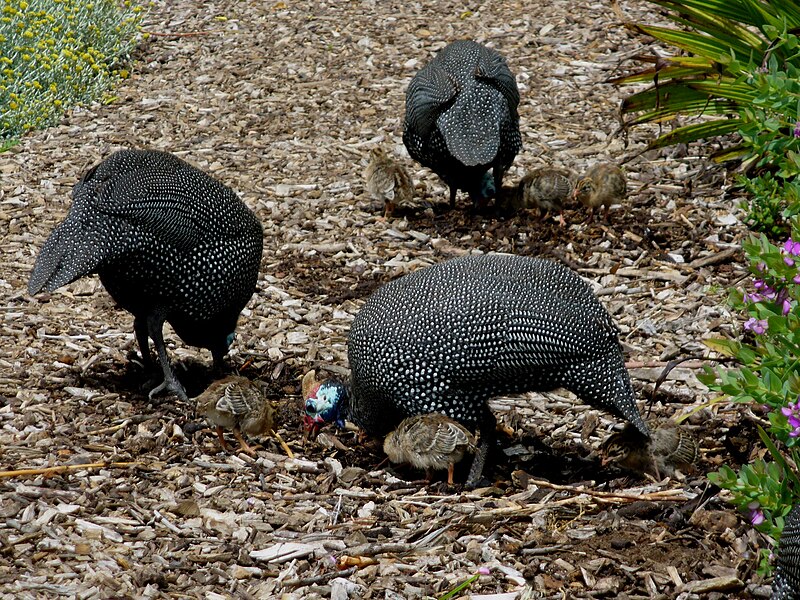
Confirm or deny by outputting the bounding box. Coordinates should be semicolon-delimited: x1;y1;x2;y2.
519;167;576;225
364;147;413;219
773;504;800;600
27;149;263;401
196;375;274;455
600;419;699;479
303;254;649;487
383;413;477;484
574;163;626;221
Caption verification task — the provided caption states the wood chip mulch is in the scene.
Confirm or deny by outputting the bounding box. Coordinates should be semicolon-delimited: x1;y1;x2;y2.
0;1;773;598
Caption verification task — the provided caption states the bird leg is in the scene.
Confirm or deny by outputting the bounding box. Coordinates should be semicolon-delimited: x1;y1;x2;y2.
145;312;188;401
233;428;257;456
448;186;457;209
466;410;497;488
133;316;154;368
215;426;232;452
447;463;455;485
558;211;565;227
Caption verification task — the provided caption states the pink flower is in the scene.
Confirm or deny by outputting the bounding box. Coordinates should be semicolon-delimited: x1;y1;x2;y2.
744;317;768;334
477;567;491;575
782;399;800;437
750;508;765;525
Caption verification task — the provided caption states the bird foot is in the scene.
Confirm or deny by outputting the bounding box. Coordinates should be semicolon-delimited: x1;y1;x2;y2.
148;377;188;402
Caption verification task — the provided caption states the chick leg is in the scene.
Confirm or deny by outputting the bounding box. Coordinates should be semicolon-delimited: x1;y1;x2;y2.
233;428;257;456
447;464;455;485
216;426;232;452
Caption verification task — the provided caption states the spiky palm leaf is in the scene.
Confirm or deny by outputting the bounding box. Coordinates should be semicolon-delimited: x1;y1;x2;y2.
613;0;800;153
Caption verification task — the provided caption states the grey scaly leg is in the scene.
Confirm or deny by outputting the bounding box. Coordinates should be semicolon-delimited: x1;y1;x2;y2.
466;409;497;488
146;312;188;401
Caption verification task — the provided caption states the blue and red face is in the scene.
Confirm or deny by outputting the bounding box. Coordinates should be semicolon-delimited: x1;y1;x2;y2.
303;379;347;433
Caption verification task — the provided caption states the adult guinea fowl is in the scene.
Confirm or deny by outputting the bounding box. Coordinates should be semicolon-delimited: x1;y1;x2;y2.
303;253;649;485
28;149;264;401
403;40;522;210
773;504;800;600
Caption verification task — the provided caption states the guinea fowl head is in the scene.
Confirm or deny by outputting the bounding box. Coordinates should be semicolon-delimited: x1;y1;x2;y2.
302;370;348;433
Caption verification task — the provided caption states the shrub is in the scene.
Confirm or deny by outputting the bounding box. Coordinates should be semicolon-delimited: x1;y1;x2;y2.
0;0;144;141
700;231;800;573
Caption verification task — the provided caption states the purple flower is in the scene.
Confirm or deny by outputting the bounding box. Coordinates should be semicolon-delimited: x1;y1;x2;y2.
744;317;768;334
750;508;765;525
477;567;491;575
784;238;800;256
793;274;800;285
782;398;800;437
754;279;777;299
794;122;800;138
748;501;765;526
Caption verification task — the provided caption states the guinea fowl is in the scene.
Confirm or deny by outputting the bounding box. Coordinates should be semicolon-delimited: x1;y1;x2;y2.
574;163;626;221
773;505;800;600
383;412;477;484
364;147;414;219
303;253;649;486
403;40;522;210
196;375;274;455
600;418;699;479
28;149;264;401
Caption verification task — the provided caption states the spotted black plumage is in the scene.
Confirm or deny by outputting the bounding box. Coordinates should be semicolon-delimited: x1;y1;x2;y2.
28;149;264;400
403;40;522;209
773;505;800;600
305;253;649;484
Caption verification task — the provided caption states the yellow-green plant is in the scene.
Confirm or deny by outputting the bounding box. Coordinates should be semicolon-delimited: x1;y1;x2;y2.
612;0;800;157
0;0;144;141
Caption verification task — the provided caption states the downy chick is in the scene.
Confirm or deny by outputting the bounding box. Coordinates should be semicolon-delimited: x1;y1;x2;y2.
519;167;576;225
383;412;477;484
600;418;699;479
364;147;413;219
574;163;626;221
196;375;274;455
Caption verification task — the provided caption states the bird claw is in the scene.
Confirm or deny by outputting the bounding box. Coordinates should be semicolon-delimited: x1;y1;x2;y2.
148;377;188;401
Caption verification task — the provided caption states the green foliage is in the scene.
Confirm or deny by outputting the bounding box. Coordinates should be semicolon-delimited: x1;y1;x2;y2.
614;2;800;237
613;0;800;151
702;230;800;573
0;0;145;143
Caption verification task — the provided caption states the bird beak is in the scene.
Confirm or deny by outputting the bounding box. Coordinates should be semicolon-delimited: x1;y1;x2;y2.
600;455;611;467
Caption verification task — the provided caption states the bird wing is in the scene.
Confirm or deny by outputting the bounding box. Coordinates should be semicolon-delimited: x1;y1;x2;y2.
774;506;800;596
474;48;520;117
215;381;256;417
405;62;459;139
92;168;236;253
407;417;474;457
